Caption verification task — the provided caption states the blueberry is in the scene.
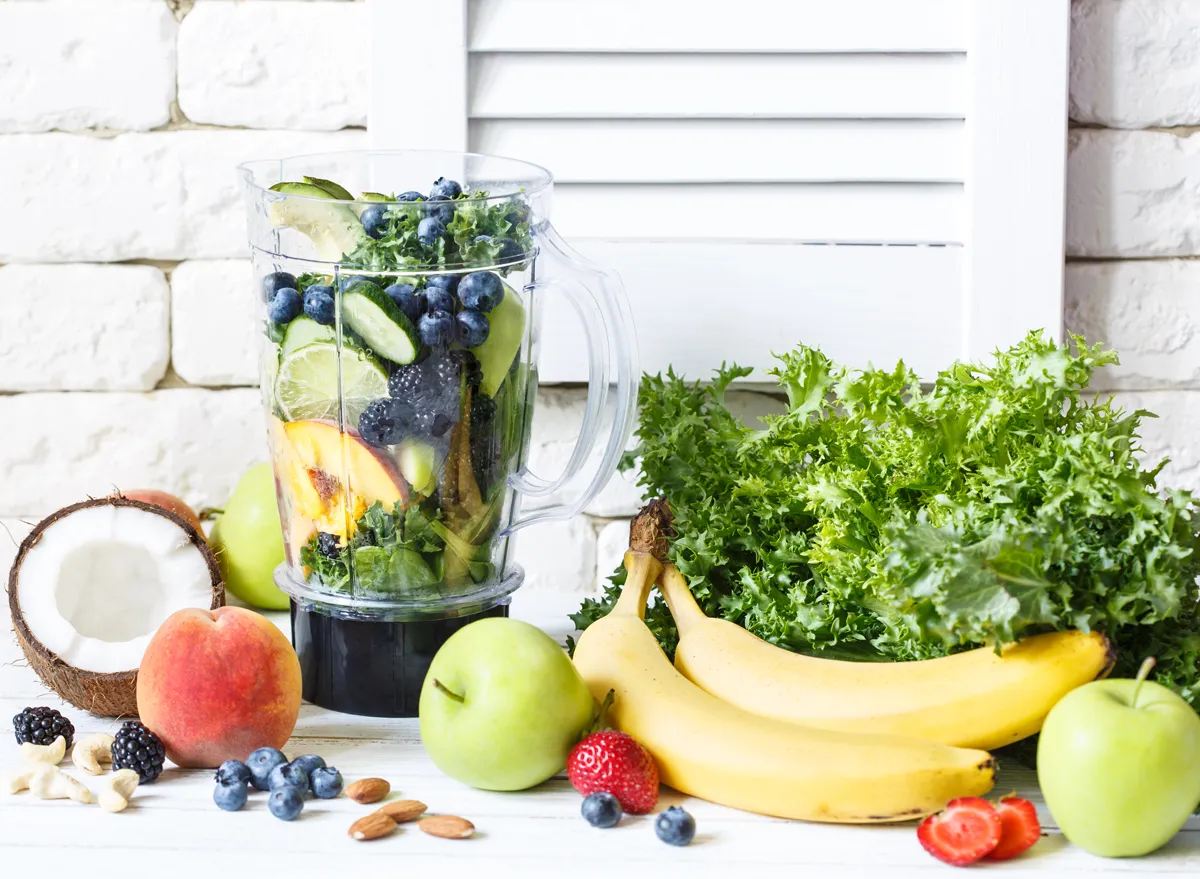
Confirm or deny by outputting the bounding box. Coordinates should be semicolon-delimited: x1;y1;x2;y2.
425;273;459;293
495;237;526;264
418;310;455;348
290;754;326;781
424;196;456;225
456;310;490;348
303;286;336;325
581;791;622;828
267;761;310;793
268;287;302;324
458;272;503;312
261;271;298;303
317;532;341;559
358;398;407;448
654;806;696;846
424;285;456;314
473;234;492;244
430;177;463;200
214;760;250;786
385;283;424;323
417;216;446;245
361;203;390;240
310;766;344;800
246;747;288;791
268;786;304;821
213;780;248;812
339;274;370;291
397;190;424;202
504;198;530;227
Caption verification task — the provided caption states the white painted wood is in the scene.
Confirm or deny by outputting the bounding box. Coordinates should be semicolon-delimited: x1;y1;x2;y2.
368;0;468;152
962;0;1069;356
472;119;965;184
470;53;968;120
468;0;968;53
535;241;963;383
552;183;963;244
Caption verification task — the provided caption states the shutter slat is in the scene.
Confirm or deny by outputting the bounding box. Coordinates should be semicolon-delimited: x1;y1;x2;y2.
471;119;964;183
469;0;966;53
470;53;967;119
553;183;962;244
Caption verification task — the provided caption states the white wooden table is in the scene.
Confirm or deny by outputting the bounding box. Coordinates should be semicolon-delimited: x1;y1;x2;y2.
3;588;1200;877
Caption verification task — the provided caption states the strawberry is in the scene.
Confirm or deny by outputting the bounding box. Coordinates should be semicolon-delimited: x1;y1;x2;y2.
917;797;1002;867
986;796;1041;861
566;731;659;814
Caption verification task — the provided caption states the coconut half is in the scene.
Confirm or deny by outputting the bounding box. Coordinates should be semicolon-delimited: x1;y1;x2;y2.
7;497;224;717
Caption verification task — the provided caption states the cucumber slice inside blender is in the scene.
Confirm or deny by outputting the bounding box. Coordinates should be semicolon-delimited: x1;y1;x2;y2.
471;283;526;397
280;315;337;357
341;280;420;365
268;181;366;262
275;342;389;424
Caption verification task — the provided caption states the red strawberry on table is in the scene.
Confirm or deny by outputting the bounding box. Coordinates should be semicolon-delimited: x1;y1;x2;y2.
986;796;1041;861
567;730;659;814
917;797;1003;867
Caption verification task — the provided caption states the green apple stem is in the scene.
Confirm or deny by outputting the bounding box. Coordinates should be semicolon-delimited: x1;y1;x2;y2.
1131;657;1157;709
433;679;465;704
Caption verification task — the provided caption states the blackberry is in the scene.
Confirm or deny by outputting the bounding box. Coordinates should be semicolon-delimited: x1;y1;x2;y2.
389;362;426;402
317;532;342;559
13;706;75;750
450;349;483;391
358;398;406;448
111;720;166;783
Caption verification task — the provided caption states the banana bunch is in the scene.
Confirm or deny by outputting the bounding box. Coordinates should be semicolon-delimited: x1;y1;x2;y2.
571;549;997;823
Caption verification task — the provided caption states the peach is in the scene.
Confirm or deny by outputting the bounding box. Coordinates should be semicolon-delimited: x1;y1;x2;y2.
136;606;302;768
117;489;204;534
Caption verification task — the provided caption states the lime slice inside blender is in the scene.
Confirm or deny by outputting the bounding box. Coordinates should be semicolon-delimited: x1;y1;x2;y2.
275;342;388;424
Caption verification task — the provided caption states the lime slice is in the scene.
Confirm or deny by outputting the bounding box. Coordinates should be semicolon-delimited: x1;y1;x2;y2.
275;342;388;425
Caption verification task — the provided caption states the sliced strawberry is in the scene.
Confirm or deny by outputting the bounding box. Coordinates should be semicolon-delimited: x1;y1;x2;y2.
917;797;1003;867
986;796;1041;861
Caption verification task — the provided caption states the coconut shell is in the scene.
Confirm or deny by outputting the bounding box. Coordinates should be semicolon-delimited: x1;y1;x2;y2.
7;496;225;718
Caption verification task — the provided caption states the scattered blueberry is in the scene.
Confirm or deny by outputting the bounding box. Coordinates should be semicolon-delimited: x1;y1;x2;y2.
397;190;424;202
303;285;336;325
385;283;424;323
290;754;326;780
458;271;503;312
425;285;456;314
268;287;302;324
215;760;250;786
418;310;456;348
430;177;463;200
456;309;490;348
424;196;456;225
417;216;446;245
473;234;492;244
361;203;390;240
268;786;304;821
425;273;458;293
581;791;623;828
495;237;526;264
504;199;529;227
310;766;344;800
267;761;310;793
247;747;288;791
213;780;248;812
358;398;407;448
654;806;696;846
317;532;342;559
261;271;298;303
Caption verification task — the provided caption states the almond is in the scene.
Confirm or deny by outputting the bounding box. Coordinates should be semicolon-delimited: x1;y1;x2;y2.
376;799;427;823
419;815;475;839
349;812;398;841
345;777;391;804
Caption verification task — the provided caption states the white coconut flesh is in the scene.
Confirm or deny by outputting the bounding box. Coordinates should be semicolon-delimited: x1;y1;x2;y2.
15;504;215;673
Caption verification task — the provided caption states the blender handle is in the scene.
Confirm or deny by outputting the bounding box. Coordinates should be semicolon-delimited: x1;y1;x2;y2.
504;226;639;533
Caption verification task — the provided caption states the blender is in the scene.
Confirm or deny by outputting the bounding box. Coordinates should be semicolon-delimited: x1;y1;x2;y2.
239;150;637;717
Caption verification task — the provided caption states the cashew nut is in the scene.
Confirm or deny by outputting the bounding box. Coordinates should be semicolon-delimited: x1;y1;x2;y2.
19;735;66;765
28;765;92;804
72;733;115;775
5;763;56;794
96;769;139;813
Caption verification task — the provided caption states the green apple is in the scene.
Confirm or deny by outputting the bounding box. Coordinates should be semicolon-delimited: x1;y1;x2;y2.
209;463;289;610
1038;658;1200;858
419;618;595;791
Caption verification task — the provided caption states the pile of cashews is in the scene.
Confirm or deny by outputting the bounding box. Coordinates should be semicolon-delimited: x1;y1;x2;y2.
5;731;140;812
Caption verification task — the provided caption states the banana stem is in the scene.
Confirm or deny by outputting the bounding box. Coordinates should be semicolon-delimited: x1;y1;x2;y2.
614;551;663;620
657;564;709;635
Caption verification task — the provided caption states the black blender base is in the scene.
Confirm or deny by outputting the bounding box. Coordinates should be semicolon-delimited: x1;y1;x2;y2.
291;601;510;717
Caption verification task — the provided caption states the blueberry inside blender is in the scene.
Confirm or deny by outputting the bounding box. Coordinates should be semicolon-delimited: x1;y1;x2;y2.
239;151;636;716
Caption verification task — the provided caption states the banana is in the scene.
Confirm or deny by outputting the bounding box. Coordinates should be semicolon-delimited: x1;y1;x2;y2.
658;563;1115;751
571;550;996;824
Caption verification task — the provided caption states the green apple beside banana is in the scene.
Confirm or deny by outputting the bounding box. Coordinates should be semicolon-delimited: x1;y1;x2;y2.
209;463;289;610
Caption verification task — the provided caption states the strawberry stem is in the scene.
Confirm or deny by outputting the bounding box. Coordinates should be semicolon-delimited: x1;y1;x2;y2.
1131;657;1156;709
433;679;465;704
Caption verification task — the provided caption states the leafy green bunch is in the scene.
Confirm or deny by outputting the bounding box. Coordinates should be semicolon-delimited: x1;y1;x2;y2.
571;332;1200;704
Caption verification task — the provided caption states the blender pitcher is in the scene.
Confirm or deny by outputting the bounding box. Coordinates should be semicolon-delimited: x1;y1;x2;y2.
238;150;637;717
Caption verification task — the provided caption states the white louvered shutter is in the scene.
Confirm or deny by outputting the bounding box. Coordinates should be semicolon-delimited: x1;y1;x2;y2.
370;0;1068;381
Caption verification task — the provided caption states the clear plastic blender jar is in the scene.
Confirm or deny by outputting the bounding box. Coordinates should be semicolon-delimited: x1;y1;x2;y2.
239;150;637;716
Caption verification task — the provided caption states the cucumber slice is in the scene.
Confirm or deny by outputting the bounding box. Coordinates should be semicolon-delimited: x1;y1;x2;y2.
280;315;336;357
275;342;388;424
268;181;366;262
341;280;420;365
471;283;526;397
302;176;354;200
